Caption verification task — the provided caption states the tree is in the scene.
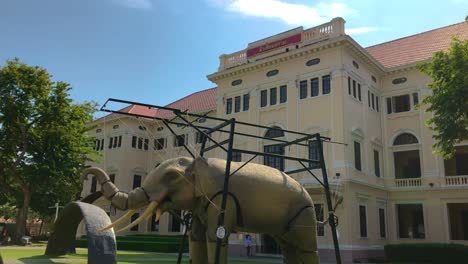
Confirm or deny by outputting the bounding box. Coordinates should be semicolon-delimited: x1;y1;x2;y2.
0;58;97;243
418;38;468;158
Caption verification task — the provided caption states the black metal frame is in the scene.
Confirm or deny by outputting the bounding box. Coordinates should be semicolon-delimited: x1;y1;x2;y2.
100;98;343;264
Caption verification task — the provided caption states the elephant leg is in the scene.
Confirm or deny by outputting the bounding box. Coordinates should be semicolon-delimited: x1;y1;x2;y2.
279;207;319;264
276;238;301;264
189;216;208;264
205;196;237;264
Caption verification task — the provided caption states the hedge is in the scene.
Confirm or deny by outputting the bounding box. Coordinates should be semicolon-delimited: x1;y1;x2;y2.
385;243;468;264
76;234;188;253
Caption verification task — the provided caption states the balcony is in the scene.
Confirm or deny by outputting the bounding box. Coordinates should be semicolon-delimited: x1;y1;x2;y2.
394;178;422;188
445;175;468;186
218;17;346;71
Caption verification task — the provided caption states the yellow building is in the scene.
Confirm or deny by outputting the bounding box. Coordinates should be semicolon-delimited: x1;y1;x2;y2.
81;18;468;262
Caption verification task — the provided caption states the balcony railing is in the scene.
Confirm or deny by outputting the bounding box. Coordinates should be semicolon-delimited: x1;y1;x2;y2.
218;17;345;71
395;178;422;188
445;175;468;186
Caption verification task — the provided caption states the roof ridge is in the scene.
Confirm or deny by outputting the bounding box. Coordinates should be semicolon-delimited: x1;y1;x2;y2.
366;20;467;49
164;87;217;107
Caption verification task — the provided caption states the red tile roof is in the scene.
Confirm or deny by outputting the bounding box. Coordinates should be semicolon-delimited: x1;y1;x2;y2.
366;21;468;68
95;87;217;122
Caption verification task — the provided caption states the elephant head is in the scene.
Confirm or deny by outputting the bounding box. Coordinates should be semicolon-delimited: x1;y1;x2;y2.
81;156;212;233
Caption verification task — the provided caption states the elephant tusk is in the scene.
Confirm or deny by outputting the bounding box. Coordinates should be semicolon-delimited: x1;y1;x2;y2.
116;201;158;233
154;208;161;223
97;209;138;233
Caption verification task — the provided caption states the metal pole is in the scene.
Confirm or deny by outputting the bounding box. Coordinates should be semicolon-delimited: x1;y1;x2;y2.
177;212;192;264
214;119;236;264
317;134;342;264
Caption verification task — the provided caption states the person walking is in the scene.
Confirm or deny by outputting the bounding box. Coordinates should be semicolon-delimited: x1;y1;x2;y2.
243;234;252;257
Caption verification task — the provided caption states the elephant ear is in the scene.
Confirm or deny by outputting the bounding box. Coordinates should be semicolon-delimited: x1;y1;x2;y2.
185;156;211;197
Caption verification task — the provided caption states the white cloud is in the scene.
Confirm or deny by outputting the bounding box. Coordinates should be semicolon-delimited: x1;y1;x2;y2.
212;0;357;27
113;0;152;10
346;27;378;35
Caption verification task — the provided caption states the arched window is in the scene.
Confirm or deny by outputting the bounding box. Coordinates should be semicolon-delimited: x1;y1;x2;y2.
263;126;285;171
393;133;421;179
264;126;284;138
394;133;418;145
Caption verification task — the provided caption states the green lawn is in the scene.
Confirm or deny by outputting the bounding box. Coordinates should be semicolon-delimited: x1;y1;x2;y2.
0;246;273;264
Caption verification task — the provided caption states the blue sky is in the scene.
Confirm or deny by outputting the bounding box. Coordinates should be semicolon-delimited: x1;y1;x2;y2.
1;0;466;114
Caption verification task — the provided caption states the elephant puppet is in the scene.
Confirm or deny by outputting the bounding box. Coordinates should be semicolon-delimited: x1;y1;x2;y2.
82;157;319;264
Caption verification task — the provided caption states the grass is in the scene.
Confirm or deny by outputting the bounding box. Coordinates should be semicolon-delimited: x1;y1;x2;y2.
0;245;274;264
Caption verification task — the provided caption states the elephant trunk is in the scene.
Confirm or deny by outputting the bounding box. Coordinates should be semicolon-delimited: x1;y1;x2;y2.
81;167;148;210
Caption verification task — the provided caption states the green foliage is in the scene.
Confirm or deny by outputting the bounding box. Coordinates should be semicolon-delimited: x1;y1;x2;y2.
417;38;468;158
76;235;188;252
0;58;97;238
385;243;468;264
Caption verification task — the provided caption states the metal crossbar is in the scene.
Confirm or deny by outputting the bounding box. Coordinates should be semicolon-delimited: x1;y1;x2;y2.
100;98;343;264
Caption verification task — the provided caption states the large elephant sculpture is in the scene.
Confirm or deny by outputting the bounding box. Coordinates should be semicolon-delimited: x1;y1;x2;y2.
82;156;319;264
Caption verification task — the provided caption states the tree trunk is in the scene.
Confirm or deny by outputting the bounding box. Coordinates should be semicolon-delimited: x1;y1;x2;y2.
14;190;31;244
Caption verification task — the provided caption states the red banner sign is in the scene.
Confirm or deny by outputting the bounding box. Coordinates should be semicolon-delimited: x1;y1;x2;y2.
247;33;302;58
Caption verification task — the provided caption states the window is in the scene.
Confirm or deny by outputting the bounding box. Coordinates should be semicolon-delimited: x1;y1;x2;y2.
100;139;104;151
315;204;325;236
386;97;392;114
322;75;331;95
379;208;386;238
348;77;351;95
359;205;367;237
311;78;319;97
368;90;371;107
108;137;113;149
174;135;186;147
226;98;232;114
397;204;425;239
130;213;139;231
109;174;115;184
118;136;122;147
444;146;468;176
387;94;411;114
195;132;206;144
154;138;165;150
394;133;418;145
270;87;277;105
144;139;149;150
264;144;284;171
113;136;118;148
376;96;379;112
374;150;381;177
447;203;468;240
371;93;375;109
232;151;242;162
90;176;97;193
95;139;100;151
138;137;143;149
358;84;362;101
394;150;421;179
132;136;137;148
280;85;287;103
413;93;419;105
308;140;320;169
354;141;362;171
133;175;142;189
352;80;357;98
234;96;241;113
299;80;307;99
264;126;284;138
243;94;250;111
260;90;268;107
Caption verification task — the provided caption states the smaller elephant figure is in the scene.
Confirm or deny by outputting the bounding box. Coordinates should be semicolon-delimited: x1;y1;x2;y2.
82;157;319;264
